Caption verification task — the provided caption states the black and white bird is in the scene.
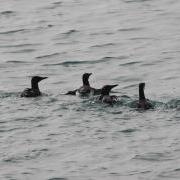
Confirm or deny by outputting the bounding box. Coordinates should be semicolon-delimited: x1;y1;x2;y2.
98;84;118;106
21;76;48;97
66;73;101;96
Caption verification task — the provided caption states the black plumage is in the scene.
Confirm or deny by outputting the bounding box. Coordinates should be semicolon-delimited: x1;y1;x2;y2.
21;76;48;97
66;73;101;96
99;84;118;106
137;82;153;110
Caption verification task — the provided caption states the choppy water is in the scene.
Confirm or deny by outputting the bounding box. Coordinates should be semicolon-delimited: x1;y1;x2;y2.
0;0;180;179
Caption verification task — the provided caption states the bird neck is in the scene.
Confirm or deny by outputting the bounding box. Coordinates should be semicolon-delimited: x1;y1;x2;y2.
31;81;39;90
83;78;90;86
139;88;145;100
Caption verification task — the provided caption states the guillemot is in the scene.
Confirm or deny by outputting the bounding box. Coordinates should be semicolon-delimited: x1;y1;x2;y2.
66;73;101;96
137;82;153;109
99;84;118;106
21;76;48;97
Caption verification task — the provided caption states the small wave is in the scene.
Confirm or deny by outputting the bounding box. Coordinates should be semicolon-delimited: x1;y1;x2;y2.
62;29;78;35
0;127;23;133
3;148;49;163
25;148;49;160
53;1;63;5
90;29;116;36
133;152;172;161
0;121;6;124
6;60;29;64
0;92;20;98
90;43;116;48
120;61;142;66
0;10;15;15
0;43;41;48
5;49;36;53
3;157;19;163
110;110;123;114
48;178;68;180
13;118;31;122
47;24;54;28
42;57;112;67
22;172;33;175
141;62;156;66
129;37;153;41
162;76;179;81
120;128;138;133
124;0;151;3
166;99;180;109
118;27;143;32
55;56;125;66
32;148;48;153
117;96;135;107
36;53;60;59
55;31;79;40
41;1;62;10
174;168;180;171
99;56;120;61
162;50;180;54
56;29;79;38
0;29;26;35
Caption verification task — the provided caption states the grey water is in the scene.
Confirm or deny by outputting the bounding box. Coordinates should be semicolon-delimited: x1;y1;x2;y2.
0;0;180;179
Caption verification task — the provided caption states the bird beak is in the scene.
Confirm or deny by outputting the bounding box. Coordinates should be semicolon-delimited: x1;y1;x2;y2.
41;77;48;80
88;73;92;76
109;84;118;90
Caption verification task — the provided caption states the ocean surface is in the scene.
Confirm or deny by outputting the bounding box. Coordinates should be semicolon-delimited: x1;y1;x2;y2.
0;0;180;179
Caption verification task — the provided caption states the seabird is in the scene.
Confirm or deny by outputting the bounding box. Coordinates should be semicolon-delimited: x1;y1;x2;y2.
66;73;101;96
137;82;153;109
21;76;48;97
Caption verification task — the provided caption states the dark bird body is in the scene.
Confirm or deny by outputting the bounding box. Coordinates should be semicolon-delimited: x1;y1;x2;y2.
66;73;101;96
21;76;48;97
99;84;118;106
137;82;153;110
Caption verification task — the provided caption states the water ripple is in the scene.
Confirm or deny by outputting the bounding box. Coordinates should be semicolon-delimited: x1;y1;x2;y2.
134;152;173;161
5;49;36;54
118;27;144;32
6;60;30;64
0;43;41;48
0;11;15;15
120;128;139;133
42;56;127;67
42;57;112;67
48;178;68;180
120;61;142;66
90;43;116;48
0;29;26;35
36;53;60;59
